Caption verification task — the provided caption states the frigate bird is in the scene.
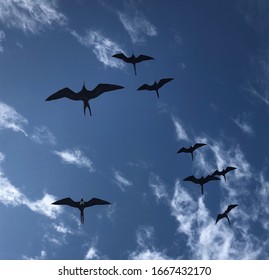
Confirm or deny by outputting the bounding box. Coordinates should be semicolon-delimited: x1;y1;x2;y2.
177;143;207;160
137;78;173;98
183;175;221;195
212;166;237;182
112;53;154;75
215;204;238;225
45;82;124;116
52;197;111;224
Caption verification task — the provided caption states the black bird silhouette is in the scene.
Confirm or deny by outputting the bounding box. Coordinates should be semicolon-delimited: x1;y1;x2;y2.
112;53;154;75
137;78;173;98
177;143;207;160
46;82;124;116
215;204;238;225
183;175;221;195
212;166;237;182
52;197;111;224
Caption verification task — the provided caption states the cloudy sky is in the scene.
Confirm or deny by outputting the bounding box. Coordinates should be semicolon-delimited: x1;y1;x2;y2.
0;0;269;260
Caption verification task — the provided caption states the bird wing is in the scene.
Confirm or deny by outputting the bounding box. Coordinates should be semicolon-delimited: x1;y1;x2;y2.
157;78;174;88
46;88;81;101
84;198;111;208
224;166;237;174
215;214;224;224
183;175;199;184
225;204;238;214
52;197;79;208
135;54;154;63
90;84;124;99
192;143;207;151
112;53;129;62
137;84;153;91
204;175;221;183
176;147;189;153
212;170;222;176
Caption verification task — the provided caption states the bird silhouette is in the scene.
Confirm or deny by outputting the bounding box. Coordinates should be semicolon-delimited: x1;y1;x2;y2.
137;78;173;98
46;82;124;116
112;53;154;75
177;143;207;160
183;175;221;195
212;166;237;182
52;197;111;224
215;204;238;225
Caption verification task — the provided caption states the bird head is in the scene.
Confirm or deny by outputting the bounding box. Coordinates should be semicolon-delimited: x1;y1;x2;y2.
80;197;84;205
82;81;86;90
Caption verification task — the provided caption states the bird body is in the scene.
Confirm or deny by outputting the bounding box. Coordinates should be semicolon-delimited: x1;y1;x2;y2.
112;53;154;75
137;78;173;98
52;197;111;224
183;175;220;195
212;166;237;182
46;82;124;116
215;204;238;225
177;143;206;160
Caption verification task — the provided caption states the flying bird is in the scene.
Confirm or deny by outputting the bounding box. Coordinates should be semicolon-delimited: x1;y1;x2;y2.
215;204;238;225
183;175;221;195
137;78;173;98
177;143;207;160
112;53;154;75
46;82;124;116
52;197;111;224
212;166;237;182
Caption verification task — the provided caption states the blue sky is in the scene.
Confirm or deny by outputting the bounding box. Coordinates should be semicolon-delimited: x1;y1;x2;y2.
0;0;269;260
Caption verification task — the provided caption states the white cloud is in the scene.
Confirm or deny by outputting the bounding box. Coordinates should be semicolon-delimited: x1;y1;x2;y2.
31;125;56;145
71;29;124;68
232;114;254;135
117;10;157;44
22;250;47;260
0;0;66;34
0;101;28;136
84;246;100;260
149;173;168;202
113;170;132;191
129;225;169;260
53;148;95;172
171;115;189;141
0;30;5;52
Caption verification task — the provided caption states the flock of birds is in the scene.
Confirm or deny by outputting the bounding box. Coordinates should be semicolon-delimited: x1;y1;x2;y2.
177;143;238;225
45;52;237;226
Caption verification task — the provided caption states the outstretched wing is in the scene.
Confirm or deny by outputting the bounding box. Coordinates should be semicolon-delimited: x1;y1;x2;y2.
183;175;199;184
135;54;154;63
46;88;81;101
204;175;221;183
52;197;79;208
212;170;222;176
84;198;111;208
192;143;207;151
224;166;237;174
112;53;129;62
90;84;124;99
225;204;238;214
137;83;154;91
177;147;189;153
215;213;224;224
157;78;174;89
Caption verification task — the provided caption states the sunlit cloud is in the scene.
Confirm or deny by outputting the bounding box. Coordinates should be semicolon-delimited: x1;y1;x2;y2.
232;115;254;135
0;0;67;34
171;115;189;141
117;10;157;44
149;173;168;202
53;148;95;172
31;125;56;145
84;246;100;260
71;29;124;68
113;170;132;191
22;250;47;260
0;101;28;136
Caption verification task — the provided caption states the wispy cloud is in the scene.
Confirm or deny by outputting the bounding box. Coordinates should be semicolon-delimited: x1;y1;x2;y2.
232;114;254;135
113;170;132;191
0;0;66;34
31;125;56;145
84;246;100;260
0;154;61;219
149;173;168;202
171;115;189;142
53;148;95;172
22;250;47;260
0;101;28;136
129;225;169;260
0;30;5;52
71;29;124;68
117;10;157;44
